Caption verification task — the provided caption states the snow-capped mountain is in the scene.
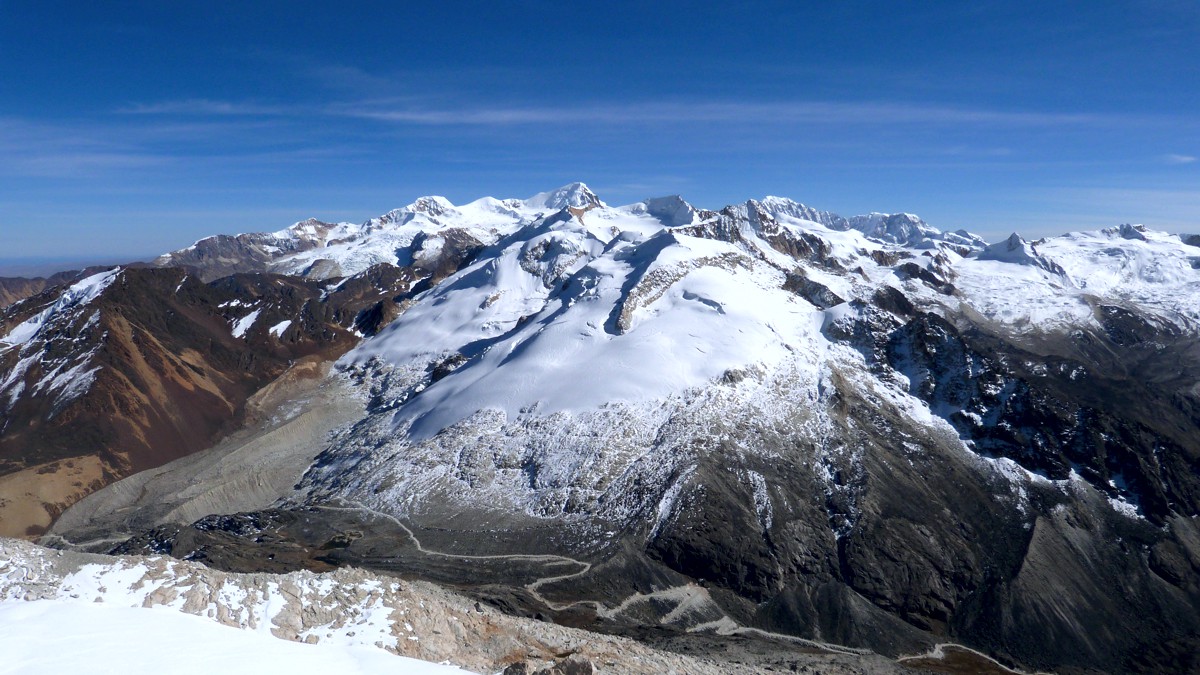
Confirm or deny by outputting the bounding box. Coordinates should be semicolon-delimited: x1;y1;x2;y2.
153;182;983;283
8;183;1200;672
153;182;605;282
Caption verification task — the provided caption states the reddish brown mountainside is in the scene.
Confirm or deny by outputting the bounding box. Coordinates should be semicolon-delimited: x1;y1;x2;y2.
0;265;414;537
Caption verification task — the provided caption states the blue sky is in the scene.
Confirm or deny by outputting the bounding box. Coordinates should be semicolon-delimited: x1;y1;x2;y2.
1;1;1197;269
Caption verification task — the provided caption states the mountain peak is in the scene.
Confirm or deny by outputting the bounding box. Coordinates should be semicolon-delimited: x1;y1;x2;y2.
977;232;1066;275
1114;223;1148;241
848;211;942;248
524;182;603;211
979;232;1033;259
405;195;455;216
642;195;696;227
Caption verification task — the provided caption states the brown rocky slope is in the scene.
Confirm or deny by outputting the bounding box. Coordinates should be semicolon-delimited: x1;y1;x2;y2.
0;265;418;537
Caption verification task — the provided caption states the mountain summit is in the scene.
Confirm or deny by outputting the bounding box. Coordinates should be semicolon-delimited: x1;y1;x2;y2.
523;181;604;211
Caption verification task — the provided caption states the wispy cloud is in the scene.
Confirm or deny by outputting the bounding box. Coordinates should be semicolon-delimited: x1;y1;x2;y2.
0;117;167;177
0;114;309;178
331;100;1133;128
939;145;1013;157
590;176;694;199
19;152;166;175
118;99;289;116
1163;153;1197;164
305;65;400;93
123;96;1174;130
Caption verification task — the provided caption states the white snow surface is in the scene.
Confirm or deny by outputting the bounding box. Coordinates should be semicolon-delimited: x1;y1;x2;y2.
166;187;608;282
230;308;261;338
0;540;474;675
158;182;987;285
153;183;1200;346
289;186;1200;531
953;225;1200;331
348;204;821;439
0;601;467;675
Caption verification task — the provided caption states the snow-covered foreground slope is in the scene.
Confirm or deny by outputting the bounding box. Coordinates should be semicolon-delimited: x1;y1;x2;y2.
0;601;466;675
0;537;473;673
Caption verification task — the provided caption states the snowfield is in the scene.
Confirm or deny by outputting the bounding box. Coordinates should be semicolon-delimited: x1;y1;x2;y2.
952;225;1200;332
0;601;470;675
0;538;476;674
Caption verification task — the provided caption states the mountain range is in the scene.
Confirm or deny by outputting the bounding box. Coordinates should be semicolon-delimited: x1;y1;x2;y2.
3;182;1200;673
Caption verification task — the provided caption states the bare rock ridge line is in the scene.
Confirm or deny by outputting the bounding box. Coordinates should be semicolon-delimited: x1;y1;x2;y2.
5;182;1200;672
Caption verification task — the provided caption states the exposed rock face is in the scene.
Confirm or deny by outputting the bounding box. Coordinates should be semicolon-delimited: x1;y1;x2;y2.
151;220;339;282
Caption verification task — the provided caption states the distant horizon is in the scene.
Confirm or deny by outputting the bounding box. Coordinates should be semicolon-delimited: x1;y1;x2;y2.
0;255;147;279
3;2;1196;260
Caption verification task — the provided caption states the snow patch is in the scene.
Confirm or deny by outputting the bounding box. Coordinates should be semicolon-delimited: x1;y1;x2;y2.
231;309;262;339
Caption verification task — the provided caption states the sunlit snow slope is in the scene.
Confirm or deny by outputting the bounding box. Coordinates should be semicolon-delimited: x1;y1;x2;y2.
296;184;1200;543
